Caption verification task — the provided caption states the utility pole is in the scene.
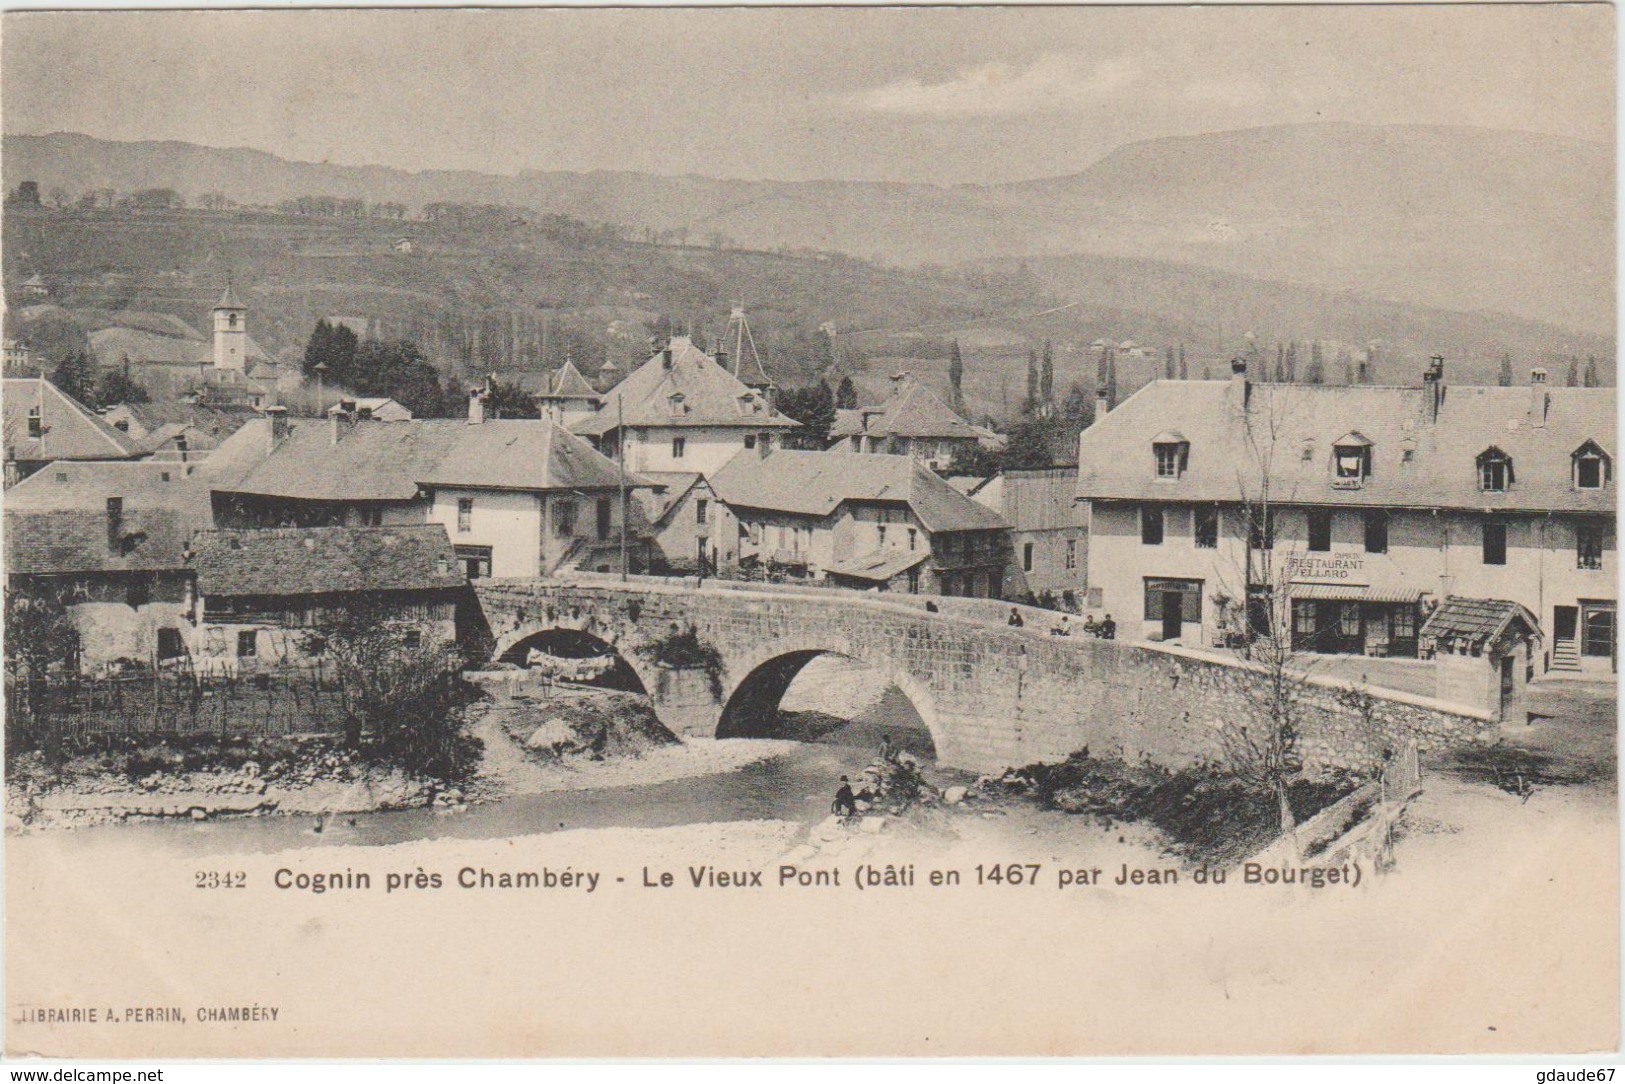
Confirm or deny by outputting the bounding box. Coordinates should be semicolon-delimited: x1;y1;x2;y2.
617;394;628;583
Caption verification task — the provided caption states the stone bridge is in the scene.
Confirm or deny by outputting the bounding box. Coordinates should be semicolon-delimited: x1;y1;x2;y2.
474;575;1497;775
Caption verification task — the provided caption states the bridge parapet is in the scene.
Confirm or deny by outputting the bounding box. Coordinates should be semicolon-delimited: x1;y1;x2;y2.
473;577;1498;775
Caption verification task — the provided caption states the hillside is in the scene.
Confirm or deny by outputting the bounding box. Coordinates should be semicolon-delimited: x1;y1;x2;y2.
4;124;1612;333
4;204;1609;428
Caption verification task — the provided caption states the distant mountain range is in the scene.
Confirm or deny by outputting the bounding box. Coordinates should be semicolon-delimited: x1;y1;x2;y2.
5;123;1613;335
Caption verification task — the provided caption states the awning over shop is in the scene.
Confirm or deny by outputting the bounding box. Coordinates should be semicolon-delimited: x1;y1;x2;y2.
1290;584;1423;604
825;549;929;583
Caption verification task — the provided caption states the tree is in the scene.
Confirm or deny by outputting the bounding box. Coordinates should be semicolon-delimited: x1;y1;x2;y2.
1000;414;1063;470
1039;339;1054;409
46;186;71;209
947;441;1000;477
1342;350;1355;386
1302;342;1324;385
487;378;539;419
1584;355;1600;388
1024;349;1039;413
1178;343;1188;381
777;381;836;449
1106;349;1119;410
1566;357;1580;386
1273;343;1285;383
1164;345;1176;381
51;351;98;404
835;375;859;410
7;180;42;207
1283;342;1297;383
303;318;360;383
96;359;150;407
1498;353;1514;386
948;338;966;415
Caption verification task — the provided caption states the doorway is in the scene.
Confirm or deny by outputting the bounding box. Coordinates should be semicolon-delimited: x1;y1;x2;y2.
1582;601;1616;670
1499;654;1516;718
1161;591;1183;641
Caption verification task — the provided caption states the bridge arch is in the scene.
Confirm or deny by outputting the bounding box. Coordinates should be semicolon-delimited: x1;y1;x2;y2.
716;641;947;762
491;625;661;698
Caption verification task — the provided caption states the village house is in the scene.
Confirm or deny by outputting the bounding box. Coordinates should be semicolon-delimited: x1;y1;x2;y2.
325;397;413;422
187;525;465;673
571;335;798;476
3;461;213;671
1076;358;1616;674
101;399;259;464
957;466;1087;606
631;471;738;575
710;450;1013;596
206;391;651;578
829;372;998;471
3;376;146;487
536;360;603;428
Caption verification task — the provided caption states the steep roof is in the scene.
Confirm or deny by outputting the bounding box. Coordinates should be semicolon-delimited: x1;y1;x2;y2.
825;548;929;582
421;418;628;492
105;400;256;442
829;378;993;442
2;377;144;464
1076;376;1617;514
4;461;213;574
711;450;1008;533
191;525;464;598
633;471;704;527
214;284;244;310
572;336;798;437
543;360;601;400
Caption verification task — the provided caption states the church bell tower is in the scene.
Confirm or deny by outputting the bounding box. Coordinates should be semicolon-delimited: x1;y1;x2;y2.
212;282;247;371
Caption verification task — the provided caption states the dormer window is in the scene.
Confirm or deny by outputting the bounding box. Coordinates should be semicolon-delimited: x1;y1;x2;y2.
1151;430;1189;480
1573;441;1611;490
667;392;688;416
26;406;41;439
1300;438;1316;463
1332;432;1373;488
1477;447;1514;493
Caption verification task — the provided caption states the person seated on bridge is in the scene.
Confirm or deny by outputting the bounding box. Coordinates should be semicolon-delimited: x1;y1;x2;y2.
1050;615;1071;637
1099;614;1117;640
1082;614;1099;635
832;776;858;818
1008;608;1025;628
924;600;940;613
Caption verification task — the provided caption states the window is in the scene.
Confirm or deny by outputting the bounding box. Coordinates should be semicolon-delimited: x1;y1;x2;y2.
1363;510;1389;554
1065;538;1077;569
454;545;493;579
1300;439;1316;463
106;497;124;553
126;576;151;608
554;499;577;538
1141;506;1164;545
1477;448;1513;492
26;407;41;439
1577;521;1607;570
1247;507;1275;551
671;436;686;459
457;497;473;533
157;628;185;660
1292;600;1316;639
743;434;756;450
1307;510;1332;552
402;629;422;649
361;506;383;527
1332;435;1372;488
596;497;612;541
1573;442;1611;490
1022;542;1034;572
237;631;258;658
908;528;917;552
1391;608;1416;640
1482;520;1507;566
1194;506;1218;549
1338;602;1360;637
877;525;887;547
696;498;709;526
1152;434;1188;479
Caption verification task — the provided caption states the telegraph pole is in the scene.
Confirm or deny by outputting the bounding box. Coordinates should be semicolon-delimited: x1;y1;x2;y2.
617;394;628;583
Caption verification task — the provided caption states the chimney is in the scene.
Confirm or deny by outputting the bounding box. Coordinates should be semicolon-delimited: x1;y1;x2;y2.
661;343;674;370
1094;384;1109;425
1529;368;1550;428
1423;354;1445;423
890;371;911;395
1228;356;1250;409
715;346;728;370
265;405;289;455
467;386;486;425
329;404;347;445
176;434;189;464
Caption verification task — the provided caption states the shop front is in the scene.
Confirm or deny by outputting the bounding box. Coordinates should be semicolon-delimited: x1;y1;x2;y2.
1288;584;1423;658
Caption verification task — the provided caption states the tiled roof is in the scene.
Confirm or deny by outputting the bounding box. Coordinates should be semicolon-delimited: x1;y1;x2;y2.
105;400;256;443
711;450;1008;534
543;361;601;400
1076;376;1617;514
4;461;213;574
829;378;993;442
3;377;145;464
215;284;244;310
1421;596;1542;648
191;525;465;598
212;416;633;501
421;418;627;492
572;336;798;436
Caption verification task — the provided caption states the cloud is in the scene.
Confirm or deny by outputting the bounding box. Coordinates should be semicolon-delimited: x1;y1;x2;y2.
843;52;1144;117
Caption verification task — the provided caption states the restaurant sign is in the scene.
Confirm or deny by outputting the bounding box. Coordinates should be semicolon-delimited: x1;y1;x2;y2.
1282;551;1368;584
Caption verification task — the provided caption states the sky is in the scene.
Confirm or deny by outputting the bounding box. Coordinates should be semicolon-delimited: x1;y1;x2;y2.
2;6;1614;186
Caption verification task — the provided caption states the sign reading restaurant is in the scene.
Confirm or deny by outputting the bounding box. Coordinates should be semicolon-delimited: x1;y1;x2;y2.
1282;552;1368;584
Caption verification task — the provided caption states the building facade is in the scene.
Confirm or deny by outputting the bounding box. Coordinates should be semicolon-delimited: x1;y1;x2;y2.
1077;360;1616;673
829;372;997;471
960;467;1087;606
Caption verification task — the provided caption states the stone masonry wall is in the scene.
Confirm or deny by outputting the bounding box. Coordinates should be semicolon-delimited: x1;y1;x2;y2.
475;579;1499;775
